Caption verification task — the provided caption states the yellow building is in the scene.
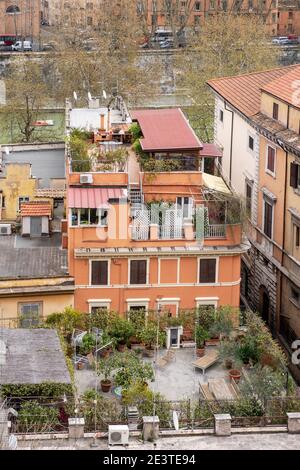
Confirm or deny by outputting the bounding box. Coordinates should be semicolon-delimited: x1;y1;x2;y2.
0;163;37;221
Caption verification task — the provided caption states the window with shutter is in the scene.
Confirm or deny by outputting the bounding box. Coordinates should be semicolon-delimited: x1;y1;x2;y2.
130;260;147;285
290;162;300;189
91;260;108;285
273;103;279;120
264;200;273;239
199;259;217;283
266;146;275;174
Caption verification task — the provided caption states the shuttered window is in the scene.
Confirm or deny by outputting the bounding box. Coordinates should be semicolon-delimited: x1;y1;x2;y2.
264;200;273;239
130;260;147;285
199;259;217;283
91;261;108;285
267;146;275;174
273;103;279;120
290;162;300;189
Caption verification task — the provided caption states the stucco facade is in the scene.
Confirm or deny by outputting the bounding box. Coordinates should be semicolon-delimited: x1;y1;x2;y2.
209;65;300;382
0;0;40;39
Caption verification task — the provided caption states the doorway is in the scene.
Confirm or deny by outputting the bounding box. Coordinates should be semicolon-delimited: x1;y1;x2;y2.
30;217;42;237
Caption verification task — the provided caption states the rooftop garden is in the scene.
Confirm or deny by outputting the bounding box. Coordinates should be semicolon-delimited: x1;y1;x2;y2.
3;307;299;434
68;128;128;173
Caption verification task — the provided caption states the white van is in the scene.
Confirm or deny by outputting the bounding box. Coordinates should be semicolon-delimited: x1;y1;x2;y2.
11;41;32;51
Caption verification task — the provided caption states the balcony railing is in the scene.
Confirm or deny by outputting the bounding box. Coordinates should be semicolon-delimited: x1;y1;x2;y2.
131;226;150;241
160;225;184;240
131;224;226;241
204;225;226;239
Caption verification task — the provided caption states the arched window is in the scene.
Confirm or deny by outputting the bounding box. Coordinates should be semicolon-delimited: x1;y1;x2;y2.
6;5;21;14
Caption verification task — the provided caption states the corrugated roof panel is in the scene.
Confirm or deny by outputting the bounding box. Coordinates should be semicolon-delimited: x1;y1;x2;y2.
68;187;126;208
130;108;203;152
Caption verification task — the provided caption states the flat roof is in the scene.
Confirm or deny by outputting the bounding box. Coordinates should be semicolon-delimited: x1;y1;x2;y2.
0;235;68;280
0;329;71;385
131;108;203;152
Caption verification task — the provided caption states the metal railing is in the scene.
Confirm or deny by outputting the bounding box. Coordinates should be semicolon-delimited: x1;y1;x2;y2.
131;226;150;241
204;224;226;238
159;225;184;240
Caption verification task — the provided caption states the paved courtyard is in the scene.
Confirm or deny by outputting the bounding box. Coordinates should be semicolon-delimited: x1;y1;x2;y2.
75;347;228;400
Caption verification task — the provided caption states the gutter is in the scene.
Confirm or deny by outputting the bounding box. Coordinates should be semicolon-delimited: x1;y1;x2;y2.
224;101;234;184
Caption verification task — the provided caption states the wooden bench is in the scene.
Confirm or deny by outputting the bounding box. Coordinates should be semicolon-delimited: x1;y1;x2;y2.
199;382;214;400
192;350;219;375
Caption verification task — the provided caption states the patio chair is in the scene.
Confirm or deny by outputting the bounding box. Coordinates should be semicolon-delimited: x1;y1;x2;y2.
192;350;219;375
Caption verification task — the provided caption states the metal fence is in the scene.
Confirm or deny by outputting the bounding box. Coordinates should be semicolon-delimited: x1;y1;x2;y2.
2;396;300;435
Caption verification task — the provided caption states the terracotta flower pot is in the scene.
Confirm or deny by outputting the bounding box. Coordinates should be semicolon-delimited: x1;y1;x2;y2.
117;343;126;352
196;348;205;358
225;359;233;370
229;369;241;383
143;348;154;358
101;379;112;393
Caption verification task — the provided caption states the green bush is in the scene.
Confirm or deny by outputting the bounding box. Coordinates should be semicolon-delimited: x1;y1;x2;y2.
18;401;60;433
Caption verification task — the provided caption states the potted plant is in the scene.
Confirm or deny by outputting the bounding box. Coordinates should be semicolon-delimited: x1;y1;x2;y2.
219;340;238;370
229;368;242;383
195;325;209;357
98;357;114;393
138;322;166;357
108;317;134;353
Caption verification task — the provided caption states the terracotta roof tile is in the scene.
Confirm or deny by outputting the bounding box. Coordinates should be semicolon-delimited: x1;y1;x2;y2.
261;65;300;106
207;65;300;117
21;201;52;217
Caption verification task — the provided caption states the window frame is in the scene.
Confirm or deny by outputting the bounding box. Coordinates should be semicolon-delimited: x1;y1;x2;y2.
263;198;274;240
273;102;279;120
18;301;43;327
128;258;149;286
89;259;110;286
198;257;218;284
88;299;111;314
266;145;276;177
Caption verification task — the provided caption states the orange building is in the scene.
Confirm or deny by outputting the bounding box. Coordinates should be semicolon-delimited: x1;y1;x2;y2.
0;0;41;40
66;99;246;319
139;0;300;36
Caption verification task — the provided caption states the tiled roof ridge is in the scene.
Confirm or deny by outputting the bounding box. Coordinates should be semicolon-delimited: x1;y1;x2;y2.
207;64;300;85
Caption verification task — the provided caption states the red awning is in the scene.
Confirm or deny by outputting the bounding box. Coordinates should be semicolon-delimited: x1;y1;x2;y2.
200;143;223;158
68;187;126;209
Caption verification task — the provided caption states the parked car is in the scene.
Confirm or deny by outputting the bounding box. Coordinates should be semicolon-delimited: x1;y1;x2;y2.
159;39;174;49
11;41;32;51
272;36;289;45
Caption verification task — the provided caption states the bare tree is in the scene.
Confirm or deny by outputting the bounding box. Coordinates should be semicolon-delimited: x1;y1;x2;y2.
176;13;279;140
3;59;50;142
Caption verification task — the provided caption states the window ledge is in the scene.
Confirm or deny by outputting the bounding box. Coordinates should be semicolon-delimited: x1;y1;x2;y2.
265;169;276;178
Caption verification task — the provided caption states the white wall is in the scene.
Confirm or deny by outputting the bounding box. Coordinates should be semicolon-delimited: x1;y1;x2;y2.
213;97;260;225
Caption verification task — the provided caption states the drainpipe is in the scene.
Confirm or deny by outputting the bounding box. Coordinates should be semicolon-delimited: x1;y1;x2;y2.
224;101;234;184
278;105;290;337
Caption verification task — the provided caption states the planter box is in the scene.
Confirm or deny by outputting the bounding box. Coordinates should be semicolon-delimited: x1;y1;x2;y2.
181;341;196;349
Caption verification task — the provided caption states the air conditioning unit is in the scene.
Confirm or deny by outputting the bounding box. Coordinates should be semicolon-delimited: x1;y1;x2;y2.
80;174;93;184
0;224;12;236
108;425;129;446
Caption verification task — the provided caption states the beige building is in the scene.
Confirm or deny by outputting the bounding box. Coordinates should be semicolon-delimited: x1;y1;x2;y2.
208;64;300;382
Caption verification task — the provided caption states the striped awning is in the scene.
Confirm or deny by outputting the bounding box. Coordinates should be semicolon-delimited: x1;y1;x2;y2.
68;187;127;209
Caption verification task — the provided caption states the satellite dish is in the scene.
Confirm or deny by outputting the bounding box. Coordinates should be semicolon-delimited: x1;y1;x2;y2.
4;146;10;155
173;411;179;431
88;91;92;101
103;90;107;100
73;91;78;101
8;434;18;450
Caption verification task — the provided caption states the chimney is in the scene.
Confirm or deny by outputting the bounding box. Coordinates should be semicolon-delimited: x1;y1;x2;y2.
100;114;105;131
107;109;111;132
